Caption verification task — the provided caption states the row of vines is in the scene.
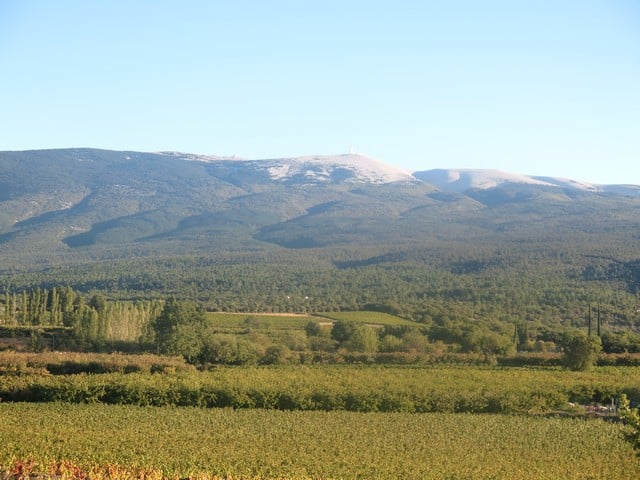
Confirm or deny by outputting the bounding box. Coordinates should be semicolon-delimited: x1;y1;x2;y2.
2;364;640;413
1;403;639;479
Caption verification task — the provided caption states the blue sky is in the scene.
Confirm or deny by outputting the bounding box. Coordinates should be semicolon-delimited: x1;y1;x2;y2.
1;1;639;184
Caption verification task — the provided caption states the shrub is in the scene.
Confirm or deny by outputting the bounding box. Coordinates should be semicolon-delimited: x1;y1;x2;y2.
561;332;602;371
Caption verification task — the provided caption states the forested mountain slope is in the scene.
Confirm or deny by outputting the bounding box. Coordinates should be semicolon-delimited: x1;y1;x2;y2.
1;148;639;332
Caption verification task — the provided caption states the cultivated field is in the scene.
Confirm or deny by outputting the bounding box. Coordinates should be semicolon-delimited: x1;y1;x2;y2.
1;403;639;479
204;310;417;330
2;362;640;412
314;310;420;326
3;353;640;478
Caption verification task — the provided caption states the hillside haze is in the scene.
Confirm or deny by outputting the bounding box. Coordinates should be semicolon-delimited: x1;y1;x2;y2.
1;148;640;326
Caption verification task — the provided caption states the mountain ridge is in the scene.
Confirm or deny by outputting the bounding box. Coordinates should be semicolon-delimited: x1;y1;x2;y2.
1;147;639;261
3;147;636;190
153;149;638;189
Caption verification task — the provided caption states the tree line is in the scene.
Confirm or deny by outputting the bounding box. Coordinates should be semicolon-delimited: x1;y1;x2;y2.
1;287;162;347
2;288;639;370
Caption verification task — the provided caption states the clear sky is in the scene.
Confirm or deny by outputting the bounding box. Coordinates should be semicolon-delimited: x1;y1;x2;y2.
1;1;639;184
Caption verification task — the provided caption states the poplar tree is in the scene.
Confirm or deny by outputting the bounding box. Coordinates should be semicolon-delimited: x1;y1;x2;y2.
3;292;9;324
49;287;61;325
20;291;28;325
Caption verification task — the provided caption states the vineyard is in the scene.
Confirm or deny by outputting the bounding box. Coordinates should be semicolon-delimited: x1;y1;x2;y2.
1;403;639;479
3;353;640;478
2;358;640;413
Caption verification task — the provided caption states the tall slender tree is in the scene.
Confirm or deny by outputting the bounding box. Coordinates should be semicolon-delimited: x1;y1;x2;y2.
20;291;28;325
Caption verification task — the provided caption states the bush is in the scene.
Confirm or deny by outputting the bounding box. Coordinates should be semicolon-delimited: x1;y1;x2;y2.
199;334;263;365
561;332;602;371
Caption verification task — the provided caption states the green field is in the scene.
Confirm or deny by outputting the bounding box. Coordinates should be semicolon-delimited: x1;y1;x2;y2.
1;403;638;479
314;311;419;326
205;311;416;330
206;312;313;330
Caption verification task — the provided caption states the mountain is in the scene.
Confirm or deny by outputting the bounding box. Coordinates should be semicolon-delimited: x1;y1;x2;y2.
1;147;640;325
412;168;588;192
413;168;640;196
155;151;415;184
0;149;418;252
1;147;638;255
